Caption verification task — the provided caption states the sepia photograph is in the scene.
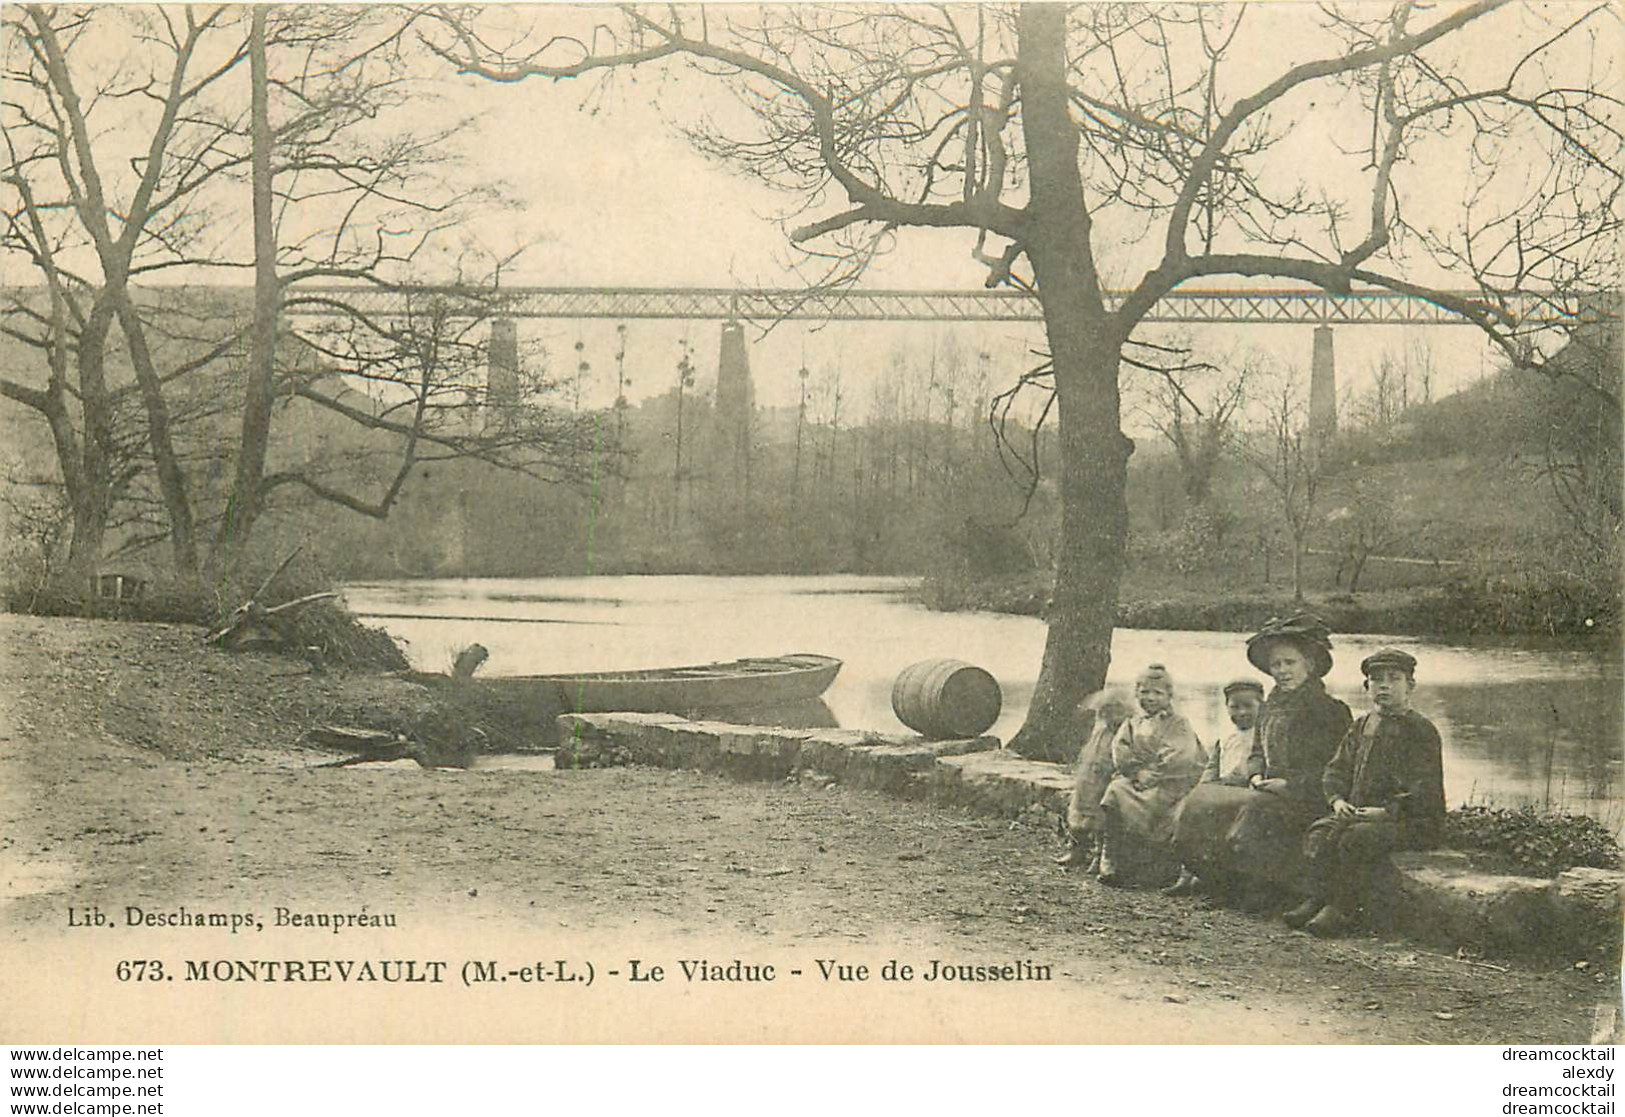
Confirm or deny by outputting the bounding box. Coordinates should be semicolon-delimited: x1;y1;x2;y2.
0;0;1620;1057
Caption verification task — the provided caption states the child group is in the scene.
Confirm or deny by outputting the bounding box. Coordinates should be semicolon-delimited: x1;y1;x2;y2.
1060;612;1446;939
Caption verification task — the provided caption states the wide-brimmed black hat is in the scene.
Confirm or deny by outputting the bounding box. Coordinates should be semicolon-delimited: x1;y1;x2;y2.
1360;647;1418;678
1246;613;1334;678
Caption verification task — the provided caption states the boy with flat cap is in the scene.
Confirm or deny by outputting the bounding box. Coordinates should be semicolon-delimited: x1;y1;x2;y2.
1289;647;1446;937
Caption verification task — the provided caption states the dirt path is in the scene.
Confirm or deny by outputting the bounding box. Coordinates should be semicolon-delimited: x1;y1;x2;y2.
0;614;1612;1043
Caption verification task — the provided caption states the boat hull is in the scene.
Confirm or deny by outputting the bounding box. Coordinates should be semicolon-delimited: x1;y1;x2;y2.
408;653;842;722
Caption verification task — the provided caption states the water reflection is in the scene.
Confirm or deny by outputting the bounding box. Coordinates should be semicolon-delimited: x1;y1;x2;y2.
345;575;1622;824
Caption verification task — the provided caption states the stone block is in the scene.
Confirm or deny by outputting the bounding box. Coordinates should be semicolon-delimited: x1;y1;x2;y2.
931;751;1071;818
806;728;894;749
1392;855;1555;951
709;727;805;779
667;724;725;771
1549;867;1624;953
839;744;945;794
794;731;995;793
553;714;639;769
915;735;1000;758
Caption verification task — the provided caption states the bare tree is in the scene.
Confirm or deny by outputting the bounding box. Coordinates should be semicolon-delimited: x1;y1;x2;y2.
1;6;252;588
1364;353;1402;431
1242;382;1326;603
272;292;598;521
216;5;503;574
430;3;1621;753
1136;342;1251;505
792;361;810;506
1328;478;1406;594
1407;335;1437;407
672;340;695;533
2;6;584;596
0;464;70;610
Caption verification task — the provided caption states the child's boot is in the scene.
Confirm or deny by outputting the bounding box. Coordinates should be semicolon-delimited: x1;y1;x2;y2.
1054;835;1090;868
1161;867;1198;896
1096;841;1123;887
1305;903;1354;938
1282;896;1323;929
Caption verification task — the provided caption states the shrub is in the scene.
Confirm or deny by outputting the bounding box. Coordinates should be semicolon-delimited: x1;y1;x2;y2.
1445;805;1621;875
916;569;1049;616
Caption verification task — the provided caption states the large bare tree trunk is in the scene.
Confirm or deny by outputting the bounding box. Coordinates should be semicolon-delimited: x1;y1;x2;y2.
1006;6;1131;762
29;285;105;597
62;493;107;595
59;306;119;595
115;293;199;579
217;7;279;575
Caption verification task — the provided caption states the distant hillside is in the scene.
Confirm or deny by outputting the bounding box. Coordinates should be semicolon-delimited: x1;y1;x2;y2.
1334;365;1541;467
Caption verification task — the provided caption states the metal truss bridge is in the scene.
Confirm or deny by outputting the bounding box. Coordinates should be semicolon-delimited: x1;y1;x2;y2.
285;284;1562;327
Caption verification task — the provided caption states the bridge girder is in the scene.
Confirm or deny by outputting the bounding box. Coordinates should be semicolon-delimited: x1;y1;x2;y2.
282;284;1568;327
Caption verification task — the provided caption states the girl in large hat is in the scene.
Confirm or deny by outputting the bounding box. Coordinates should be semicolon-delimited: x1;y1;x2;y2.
1225;614;1353;914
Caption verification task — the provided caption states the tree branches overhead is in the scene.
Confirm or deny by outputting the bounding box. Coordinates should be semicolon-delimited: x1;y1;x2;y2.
432;2;1618;353
1;5;599;584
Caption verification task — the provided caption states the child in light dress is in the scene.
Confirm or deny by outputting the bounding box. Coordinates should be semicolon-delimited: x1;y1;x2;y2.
1096;664;1206;887
1057;688;1135;872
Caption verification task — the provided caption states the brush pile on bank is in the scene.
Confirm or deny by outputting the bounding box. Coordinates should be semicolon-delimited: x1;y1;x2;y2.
5;552;408;673
243;593;408;673
1445;806;1621;876
201;552;408;673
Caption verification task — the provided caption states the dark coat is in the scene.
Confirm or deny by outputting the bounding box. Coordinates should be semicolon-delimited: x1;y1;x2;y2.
1322;708;1446;849
1245;680;1353;811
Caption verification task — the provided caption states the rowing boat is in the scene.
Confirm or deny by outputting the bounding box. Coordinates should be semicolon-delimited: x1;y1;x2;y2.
407;653;842;720
539;653;842;713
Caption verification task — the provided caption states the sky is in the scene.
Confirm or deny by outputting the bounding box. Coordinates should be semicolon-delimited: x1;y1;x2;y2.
401;2;1579;423
5;2;1609;427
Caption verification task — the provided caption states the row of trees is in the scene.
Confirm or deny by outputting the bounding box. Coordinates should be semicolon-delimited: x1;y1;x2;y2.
0;6;592;603
564;330;1025;575
1128;342;1410;601
1129;313;1621;607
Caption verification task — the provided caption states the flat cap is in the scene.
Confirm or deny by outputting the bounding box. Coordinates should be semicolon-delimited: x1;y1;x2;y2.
1360;647;1418;677
1222;677;1266;699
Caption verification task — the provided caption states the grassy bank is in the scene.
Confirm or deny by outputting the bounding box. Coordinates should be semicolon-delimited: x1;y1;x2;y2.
918;570;1621;642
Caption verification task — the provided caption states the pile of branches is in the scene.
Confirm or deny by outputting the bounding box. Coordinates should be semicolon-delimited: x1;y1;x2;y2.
206;550;407;672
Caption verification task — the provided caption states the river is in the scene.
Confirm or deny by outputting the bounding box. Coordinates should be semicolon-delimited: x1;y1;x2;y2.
344;574;1623;826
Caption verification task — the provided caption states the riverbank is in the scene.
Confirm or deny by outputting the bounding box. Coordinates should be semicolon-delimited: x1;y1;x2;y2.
560;712;1622;957
917;571;1623;641
1;611;1619;1043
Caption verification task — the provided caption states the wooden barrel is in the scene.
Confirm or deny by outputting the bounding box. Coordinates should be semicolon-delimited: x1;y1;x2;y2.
891;659;1002;739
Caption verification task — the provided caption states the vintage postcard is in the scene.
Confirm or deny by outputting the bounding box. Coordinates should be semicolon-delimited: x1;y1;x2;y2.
0;1;1619;1048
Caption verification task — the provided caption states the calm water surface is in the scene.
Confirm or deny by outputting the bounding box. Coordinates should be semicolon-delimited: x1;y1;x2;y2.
345;575;1622;825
